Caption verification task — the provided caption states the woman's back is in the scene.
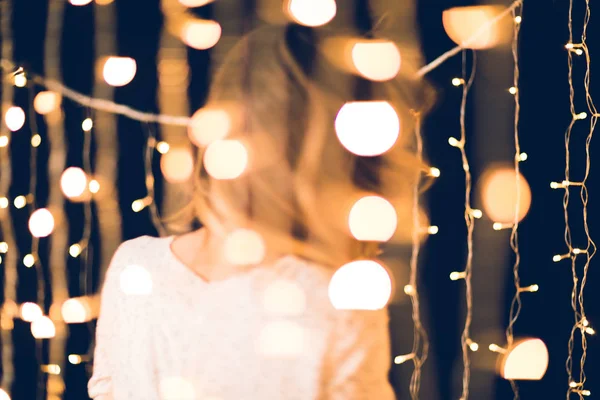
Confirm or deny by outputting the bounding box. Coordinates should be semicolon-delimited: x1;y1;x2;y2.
88;235;395;399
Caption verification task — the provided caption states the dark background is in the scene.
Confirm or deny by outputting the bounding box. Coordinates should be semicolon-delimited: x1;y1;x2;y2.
0;0;599;399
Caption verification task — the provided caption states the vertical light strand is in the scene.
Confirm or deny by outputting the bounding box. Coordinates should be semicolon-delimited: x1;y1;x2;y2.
407;111;429;399
0;0;17;394
80;110;95;295
456;49;477;400
504;4;524;399
44;1;69;398
142;124;166;236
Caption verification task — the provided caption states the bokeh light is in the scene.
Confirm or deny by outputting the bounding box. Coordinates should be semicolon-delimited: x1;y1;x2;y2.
61;167;88;199
31;316;56;339
335;101;400;157
501;338;549;380
89;179;100;194
70;0;93;5
102;57;137;87
189;107;231;147
29;209;55;238
203;140;248;180
262;279;306;316
348;195;397;242
223;229;266;266
351;41;401;81
4;106;25;132
0;388;10;400
14;195;27;209
178;0;213;6
328;260;392;310
480;166;531;224
160;147;194;183
20;302;43;322
61;297;92;323
119;265;153;295
34;91;62;115
287;0;336;27
23;254;35;268
443;5;506;50
159;377;196;400
181;20;221;50
257;320;305;357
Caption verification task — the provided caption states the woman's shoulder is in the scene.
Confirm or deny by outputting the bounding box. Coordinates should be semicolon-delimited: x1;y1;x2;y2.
110;235;170;271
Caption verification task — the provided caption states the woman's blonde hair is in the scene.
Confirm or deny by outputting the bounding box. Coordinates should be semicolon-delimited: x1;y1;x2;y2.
185;24;434;268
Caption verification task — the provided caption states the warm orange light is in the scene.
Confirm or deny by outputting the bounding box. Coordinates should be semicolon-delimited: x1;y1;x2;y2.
119;265;153;295
443;5;507;50
181;20;221;50
223;229;266;266
178;0;214;6
102;57;137;87
480;166;531;224
4;106;25;131
61;167;88;199
262;279;307;316
348;196;397;242
29;208;55;238
328;260;392;310
61;297;92;323
501;338;549;380
20;302;43;322
189;106;231;147
34;91;62;115
203;140;248;179
70;0;92;5
257;320;305;357
95;0;115;4
351;41;401;81
160;147;194;183
287;0;336;27
31;316;56;339
335;101;400;157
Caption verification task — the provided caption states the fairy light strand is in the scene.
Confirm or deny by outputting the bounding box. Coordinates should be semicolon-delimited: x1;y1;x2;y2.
143;123;166;236
79;109;95;296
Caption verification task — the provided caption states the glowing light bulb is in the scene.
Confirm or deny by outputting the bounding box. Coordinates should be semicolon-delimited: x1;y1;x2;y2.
102;57;137;87
160;147;194;183
31;134;42;148
575;49;583;56
69;244;82;257
224;229;266;266
89;179;100;194
469;341;479;352
452;77;464;86
518;152;528;161
20;302;43;322
131;199;149;213
31;316;56;339
70;0;93;5
4;106;25;131
394;353;415;364
14;195;27;209
181;20;222;50
351;41;401;81
14;73;27;88
348;195;397;242
189;107;231;146
24;254;35;267
565;43;575;49
119;265;153;295
0;136;8;147
68;354;83;364
508;87;517;95
203;139;248;179
34;91;61;115
61;297;92;323
328;260;392;310
287;0;336;27
471;209;483;219
178;0;214;6
514;15;522;24
443;5;506;50
501;338;549;380
95;0;115;4
0;198;9;208
427;226;439;235
29;208;55;238
481;167;532;224
335;101;400;157
448;137;461;147
156;141;170;154
450;271;466;281
42;364;61;375
0;388;10;400
61;167;88;199
82;118;93;131
404;285;415;295
0;242;7;253
429;167;441;177
575;112;588;120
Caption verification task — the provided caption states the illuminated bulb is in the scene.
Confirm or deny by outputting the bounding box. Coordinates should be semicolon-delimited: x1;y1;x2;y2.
429;167;441;177
501;338;549;380
23;254;35;267
573;248;586;255
203;140;248;179
34;91;61;115
60;167;88;199
575;49;583;56
452;77;464;86
189;107;231;146
493;222;506;230
156;141;170;154
0;136;8;147
514;15;522;24
348;196;397;242
14;195;27;209
61;298;91;323
471;209;483;219
95;0;115;4
82;118;93;131
570;381;582;388
450;271;466;281
394;353;415;364
575;112;587;120
508;87;517;95
550;182;560;189
448;137;461;147
102;57;137;87
443;5;506;49
0;242;7;253
41;364;61;375
489;343;506;353
481;167;531;224
119;265;153;295
88;179;100;194
20;302;43;322
178;0;214;6
14;73;27;88
224;229;266;266
518;152;528;161
427;226;439;235
582;318;590;327
31;316;56;339
29;208;55;238
581;390;591;396
0;388;9;400
519;284;539;293
565;43;574;49
335;101;400;157
287;0;336;27
31;134;42;148
404;285;415;295
131;197;152;213
69;244;82;257
70;0;93;5
0;197;8;208
585;327;595;335
4;106;25;131
161;148;194;183
469;341;479;352
351;41;401;81
181;20;222;50
553;254;568;262
328;260;392;310
68;354;83;365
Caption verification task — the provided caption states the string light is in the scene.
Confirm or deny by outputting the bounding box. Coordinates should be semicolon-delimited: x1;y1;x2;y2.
81;118;93;132
88;179;100;194
429;167;441;177
0;197;8;208
101;56;137;87
452;77;464;86
394;353;416;365
31;134;41;147
13;68;26;88
180;19;222;50
4;106;25;131
0;136;8;147
13;195;27;209
156;141;170;154
286;0;337;27
132;196;152;213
